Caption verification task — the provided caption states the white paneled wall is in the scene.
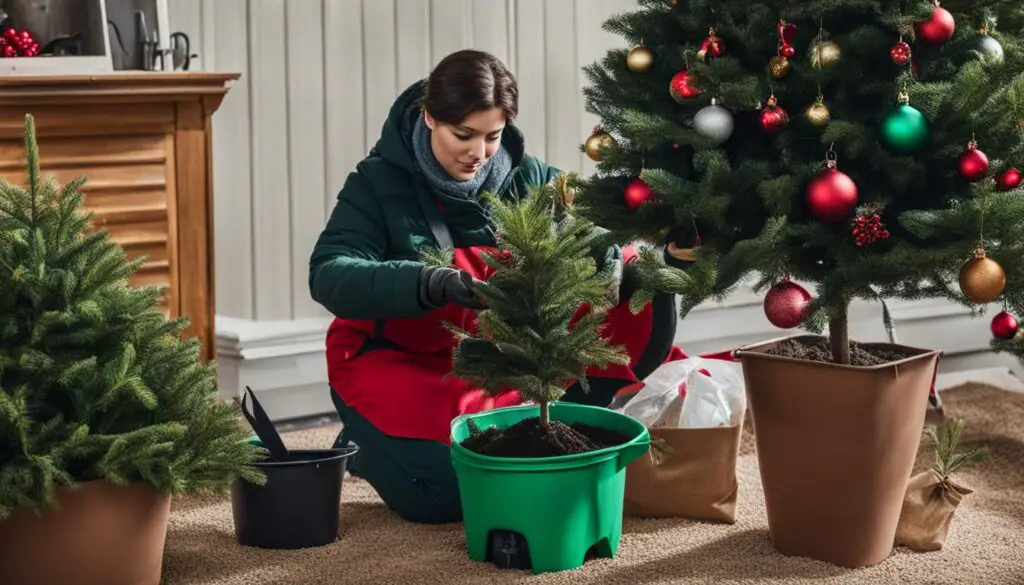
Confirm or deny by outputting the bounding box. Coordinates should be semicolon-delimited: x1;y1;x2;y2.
168;0;637;322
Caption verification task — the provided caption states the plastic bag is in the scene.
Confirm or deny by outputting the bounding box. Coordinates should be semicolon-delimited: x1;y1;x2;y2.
617;357;746;429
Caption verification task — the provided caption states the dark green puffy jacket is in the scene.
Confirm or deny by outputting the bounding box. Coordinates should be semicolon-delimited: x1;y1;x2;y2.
309;80;559;320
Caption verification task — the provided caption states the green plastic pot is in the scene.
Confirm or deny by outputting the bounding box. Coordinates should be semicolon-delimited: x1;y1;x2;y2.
450;402;650;574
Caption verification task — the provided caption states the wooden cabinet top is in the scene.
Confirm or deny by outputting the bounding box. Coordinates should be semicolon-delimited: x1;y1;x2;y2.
0;71;241;106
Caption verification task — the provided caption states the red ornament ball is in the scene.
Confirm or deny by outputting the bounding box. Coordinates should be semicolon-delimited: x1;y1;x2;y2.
779;43;796;58
759;97;789;134
624;177;659;212
991;310;1018;340
890;41;912;65
997;168;1021;190
958;143;989;182
669;70;701;102
806;167;859;223
764;280;811;329
1;45;14;58
915;4;955;46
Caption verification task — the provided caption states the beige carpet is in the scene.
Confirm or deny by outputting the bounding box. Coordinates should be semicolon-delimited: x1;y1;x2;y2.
162;383;1024;585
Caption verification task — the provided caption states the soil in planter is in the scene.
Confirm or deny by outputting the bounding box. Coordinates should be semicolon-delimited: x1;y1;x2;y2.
765;337;914;366
461;417;630;458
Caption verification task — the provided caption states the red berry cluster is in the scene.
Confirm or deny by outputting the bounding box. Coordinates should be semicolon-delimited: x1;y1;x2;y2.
851;209;890;247
1;27;39;58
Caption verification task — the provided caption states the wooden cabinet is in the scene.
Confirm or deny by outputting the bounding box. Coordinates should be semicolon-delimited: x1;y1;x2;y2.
0;72;237;361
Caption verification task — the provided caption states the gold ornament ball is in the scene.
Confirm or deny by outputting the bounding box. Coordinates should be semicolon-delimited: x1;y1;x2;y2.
810;40;841;69
584;129;616;162
768;56;791;79
627;45;655;72
959;249;1006;304
804;102;831;127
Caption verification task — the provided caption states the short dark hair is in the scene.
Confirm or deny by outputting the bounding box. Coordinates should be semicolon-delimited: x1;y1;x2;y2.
423;49;518;125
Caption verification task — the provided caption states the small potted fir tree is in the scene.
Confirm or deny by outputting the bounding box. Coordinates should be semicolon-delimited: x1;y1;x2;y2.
0;114;264;585
435;183;650;575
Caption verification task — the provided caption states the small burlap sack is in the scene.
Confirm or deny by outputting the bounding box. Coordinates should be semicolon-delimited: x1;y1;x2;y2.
894;469;973;552
895;418;986;552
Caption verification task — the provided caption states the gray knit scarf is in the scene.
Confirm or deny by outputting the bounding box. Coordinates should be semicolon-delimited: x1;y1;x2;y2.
412;112;514;201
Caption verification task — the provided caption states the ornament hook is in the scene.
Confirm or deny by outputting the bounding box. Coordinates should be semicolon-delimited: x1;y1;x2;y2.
824;144;839;168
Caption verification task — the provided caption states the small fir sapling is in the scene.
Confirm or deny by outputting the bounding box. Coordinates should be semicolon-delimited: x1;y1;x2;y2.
925;418;988;480
422;180;631;454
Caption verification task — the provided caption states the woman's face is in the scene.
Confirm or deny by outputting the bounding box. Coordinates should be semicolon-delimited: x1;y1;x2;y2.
424;107;506;181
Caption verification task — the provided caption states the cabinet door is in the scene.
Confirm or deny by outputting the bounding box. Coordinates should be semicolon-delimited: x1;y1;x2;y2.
0;132;179;318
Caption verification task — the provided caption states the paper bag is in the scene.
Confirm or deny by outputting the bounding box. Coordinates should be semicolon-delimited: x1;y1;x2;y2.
895;469;973;551
618;356;746;522
895;418;985;552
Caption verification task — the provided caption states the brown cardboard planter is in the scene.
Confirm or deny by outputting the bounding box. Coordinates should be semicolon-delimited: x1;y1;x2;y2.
0;480;172;585
735;334;940;568
624;424;742;522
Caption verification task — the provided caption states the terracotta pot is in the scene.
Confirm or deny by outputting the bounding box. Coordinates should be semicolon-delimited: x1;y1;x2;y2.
0;480;172;585
735;334;940;568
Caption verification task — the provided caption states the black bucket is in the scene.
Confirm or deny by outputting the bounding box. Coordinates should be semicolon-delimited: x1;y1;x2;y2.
231;387;359;550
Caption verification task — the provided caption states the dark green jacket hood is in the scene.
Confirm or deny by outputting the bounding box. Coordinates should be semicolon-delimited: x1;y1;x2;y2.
372;80;527;175
308;81;558;321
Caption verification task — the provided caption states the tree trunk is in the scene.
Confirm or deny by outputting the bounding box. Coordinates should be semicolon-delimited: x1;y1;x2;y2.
829;304;851;365
539;400;549;429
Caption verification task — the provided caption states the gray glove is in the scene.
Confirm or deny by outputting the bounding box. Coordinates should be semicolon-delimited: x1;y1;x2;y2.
418;266;485;310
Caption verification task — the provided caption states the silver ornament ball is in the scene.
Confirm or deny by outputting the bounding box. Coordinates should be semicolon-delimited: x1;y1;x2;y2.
694;102;734;145
978;35;1004;63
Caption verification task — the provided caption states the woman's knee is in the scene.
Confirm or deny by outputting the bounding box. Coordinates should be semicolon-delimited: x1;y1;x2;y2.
331;390;463;524
387;479;462;524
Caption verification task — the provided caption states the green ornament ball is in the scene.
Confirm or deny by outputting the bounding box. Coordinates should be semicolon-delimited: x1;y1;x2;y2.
880;104;929;154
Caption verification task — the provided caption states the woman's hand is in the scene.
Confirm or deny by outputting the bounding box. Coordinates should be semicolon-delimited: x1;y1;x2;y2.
418;266;486;310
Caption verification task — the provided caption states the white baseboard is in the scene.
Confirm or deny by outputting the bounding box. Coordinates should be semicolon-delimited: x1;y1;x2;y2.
213;295;1023;422
216;315;334;422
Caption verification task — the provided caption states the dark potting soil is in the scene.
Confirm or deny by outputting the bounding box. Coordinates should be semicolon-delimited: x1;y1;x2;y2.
460;418;630;458
764;336;914;366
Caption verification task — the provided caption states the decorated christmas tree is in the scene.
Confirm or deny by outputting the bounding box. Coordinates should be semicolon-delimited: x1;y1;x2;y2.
0;114;264;518
425;180;631;456
574;0;1024;364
